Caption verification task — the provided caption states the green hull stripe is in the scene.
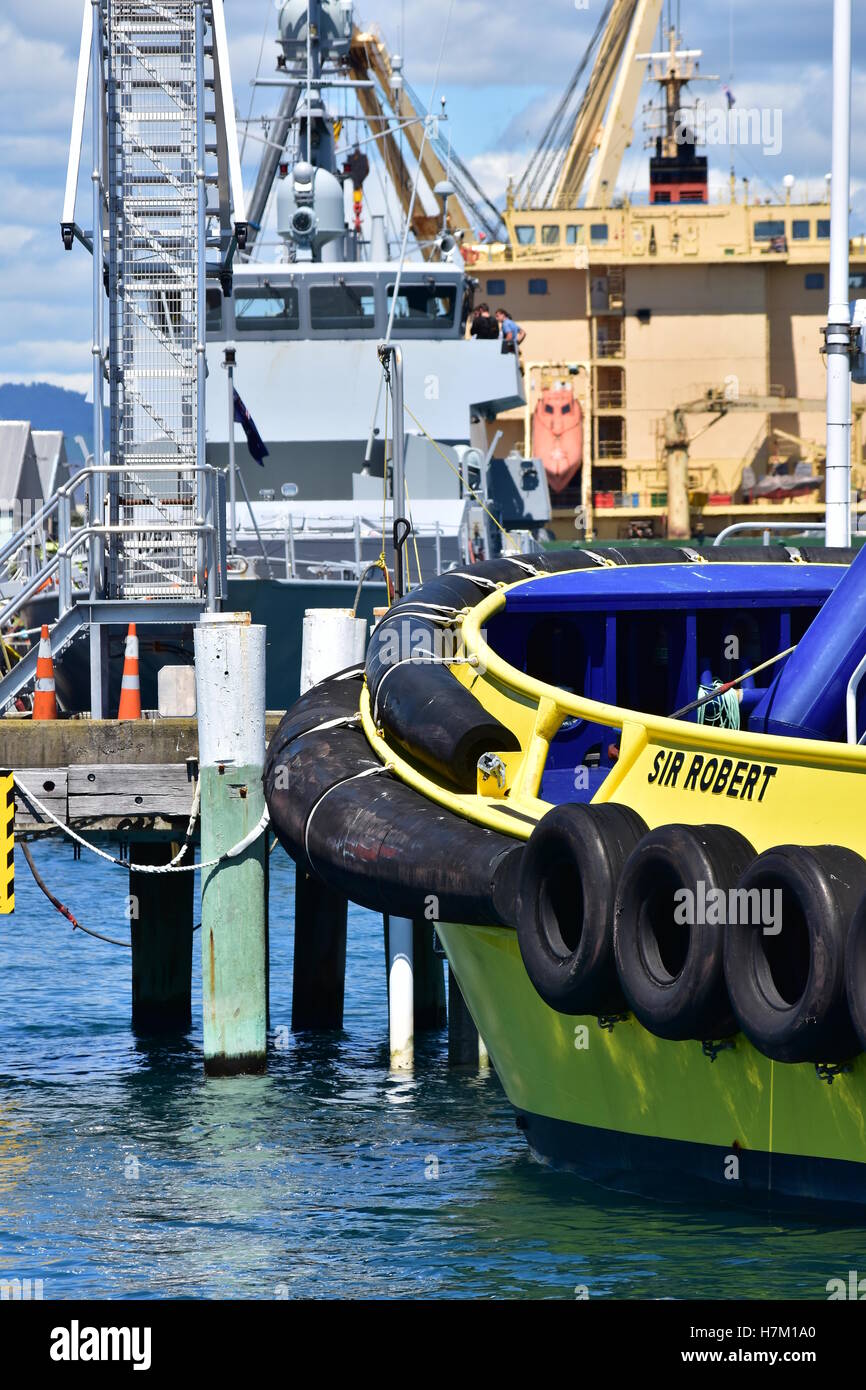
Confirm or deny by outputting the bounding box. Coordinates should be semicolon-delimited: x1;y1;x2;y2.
436;922;866;1169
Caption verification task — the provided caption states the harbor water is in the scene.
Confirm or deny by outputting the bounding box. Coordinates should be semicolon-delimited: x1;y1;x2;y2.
0;838;862;1301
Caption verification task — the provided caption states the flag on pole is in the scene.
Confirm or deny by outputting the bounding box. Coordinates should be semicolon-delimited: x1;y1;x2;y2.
233;388;270;465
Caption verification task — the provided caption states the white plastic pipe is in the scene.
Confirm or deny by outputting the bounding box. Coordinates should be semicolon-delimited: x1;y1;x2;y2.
388;915;414;1071
825;0;853;548
300;608;367;694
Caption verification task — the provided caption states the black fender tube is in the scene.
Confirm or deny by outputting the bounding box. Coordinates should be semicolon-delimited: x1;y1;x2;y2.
264;672;523;927
363;553;603;790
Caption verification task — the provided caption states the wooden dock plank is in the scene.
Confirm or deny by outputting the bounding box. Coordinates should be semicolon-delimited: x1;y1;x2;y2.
67;764;197;819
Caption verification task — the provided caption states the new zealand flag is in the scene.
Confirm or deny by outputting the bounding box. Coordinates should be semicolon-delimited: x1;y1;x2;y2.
233;388;270;466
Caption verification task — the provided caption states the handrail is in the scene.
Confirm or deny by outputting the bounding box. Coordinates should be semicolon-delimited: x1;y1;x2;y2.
458;581;866;776
0;462;218;572
0;518;216;632
712;521;826;546
847;650;866;744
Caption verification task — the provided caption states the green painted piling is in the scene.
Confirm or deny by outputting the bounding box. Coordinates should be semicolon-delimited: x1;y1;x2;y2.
130;839;193;1032
199;764;268;1073
195;613;268;1077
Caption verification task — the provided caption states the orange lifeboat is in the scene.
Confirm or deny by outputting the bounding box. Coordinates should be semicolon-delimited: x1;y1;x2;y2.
532;386;583;493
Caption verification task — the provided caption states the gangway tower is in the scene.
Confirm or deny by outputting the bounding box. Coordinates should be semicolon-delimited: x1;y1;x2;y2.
4;0;251;717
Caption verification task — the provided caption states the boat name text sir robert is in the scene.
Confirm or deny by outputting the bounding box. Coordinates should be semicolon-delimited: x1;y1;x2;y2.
647;749;778;802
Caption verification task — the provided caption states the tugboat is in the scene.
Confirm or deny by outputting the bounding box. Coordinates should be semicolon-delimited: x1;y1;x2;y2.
266;541;866;1208
265;0;866;1212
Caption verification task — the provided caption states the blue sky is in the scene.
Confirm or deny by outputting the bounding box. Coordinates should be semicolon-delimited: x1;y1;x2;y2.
1;0;864;393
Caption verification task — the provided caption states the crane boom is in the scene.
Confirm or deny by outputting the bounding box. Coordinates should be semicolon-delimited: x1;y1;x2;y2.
582;0;664;207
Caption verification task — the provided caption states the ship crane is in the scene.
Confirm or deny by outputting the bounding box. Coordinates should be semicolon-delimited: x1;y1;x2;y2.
513;0;664;211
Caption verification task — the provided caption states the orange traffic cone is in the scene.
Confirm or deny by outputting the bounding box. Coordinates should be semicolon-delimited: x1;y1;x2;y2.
32;624;57;720
117;623;141;720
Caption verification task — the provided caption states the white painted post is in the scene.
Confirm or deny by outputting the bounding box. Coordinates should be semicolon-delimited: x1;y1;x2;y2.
300;607;367;694
388;915;414;1071
825;0;853;548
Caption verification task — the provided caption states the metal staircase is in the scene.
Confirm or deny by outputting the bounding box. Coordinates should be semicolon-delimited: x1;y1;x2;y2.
0;0;246;716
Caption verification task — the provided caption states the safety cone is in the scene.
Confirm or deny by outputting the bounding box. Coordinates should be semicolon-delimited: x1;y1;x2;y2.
32;624;58;720
117;623;142;720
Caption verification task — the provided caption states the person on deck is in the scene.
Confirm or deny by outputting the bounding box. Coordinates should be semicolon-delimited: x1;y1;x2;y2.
469;303;500;340
496;307;525;354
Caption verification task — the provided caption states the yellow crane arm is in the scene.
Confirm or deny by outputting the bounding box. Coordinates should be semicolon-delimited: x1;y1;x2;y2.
583;0;664;208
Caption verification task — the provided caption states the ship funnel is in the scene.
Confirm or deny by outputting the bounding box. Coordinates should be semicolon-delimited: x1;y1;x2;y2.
749;543;866;742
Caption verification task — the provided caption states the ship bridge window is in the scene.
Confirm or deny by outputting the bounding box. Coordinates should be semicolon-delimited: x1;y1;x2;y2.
486;278;506;295
515;225;537;246
754;220;786;241
541;225;560;245
566;225;584;245
235;287;300;332
386;282;456;328
792;219;810;239
310;283;376;330
590;224;609;243
805;272;825;290
817;220;831;239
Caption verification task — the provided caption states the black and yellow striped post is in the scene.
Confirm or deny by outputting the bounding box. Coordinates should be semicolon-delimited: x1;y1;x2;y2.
0;770;13;913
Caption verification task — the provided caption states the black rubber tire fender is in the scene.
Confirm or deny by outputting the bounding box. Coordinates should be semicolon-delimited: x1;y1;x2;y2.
845;891;866;1053
614;824;755;1041
724;844;866;1064
516;802;647;1015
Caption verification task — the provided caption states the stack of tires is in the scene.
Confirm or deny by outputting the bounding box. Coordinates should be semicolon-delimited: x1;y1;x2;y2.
517;803;866;1064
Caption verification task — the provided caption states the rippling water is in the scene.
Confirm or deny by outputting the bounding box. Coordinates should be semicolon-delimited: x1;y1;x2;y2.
0;838;863;1300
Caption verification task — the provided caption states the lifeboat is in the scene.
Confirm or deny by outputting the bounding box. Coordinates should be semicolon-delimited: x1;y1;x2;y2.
531;386;583;493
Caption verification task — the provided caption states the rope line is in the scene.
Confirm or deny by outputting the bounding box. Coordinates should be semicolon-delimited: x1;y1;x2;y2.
303;764;392;864
400;403;520;549
14;775;268;873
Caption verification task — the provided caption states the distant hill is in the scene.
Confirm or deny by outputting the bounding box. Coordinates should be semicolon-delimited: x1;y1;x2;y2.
0;383;108;462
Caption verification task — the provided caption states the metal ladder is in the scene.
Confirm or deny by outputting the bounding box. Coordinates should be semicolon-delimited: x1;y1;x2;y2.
0;0;247;716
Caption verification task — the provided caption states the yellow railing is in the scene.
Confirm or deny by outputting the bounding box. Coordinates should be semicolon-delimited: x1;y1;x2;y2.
361;562;866;853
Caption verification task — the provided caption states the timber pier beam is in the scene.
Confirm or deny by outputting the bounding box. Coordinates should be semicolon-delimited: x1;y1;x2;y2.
2;713;281;1053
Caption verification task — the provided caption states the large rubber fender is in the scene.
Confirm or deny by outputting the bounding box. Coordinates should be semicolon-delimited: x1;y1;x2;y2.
364;552;605;790
516;802;647;1015
613;824;755;1041
264;670;523;927
724;844;866;1063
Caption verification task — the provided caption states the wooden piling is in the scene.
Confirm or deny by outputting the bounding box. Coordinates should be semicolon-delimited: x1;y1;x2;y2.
292;869;347;1030
412;920;446;1031
130;839;193;1033
448;963;480;1066
195;613;268;1076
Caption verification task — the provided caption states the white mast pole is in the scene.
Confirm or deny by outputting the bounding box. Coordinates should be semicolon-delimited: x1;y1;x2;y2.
825;0;853;548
